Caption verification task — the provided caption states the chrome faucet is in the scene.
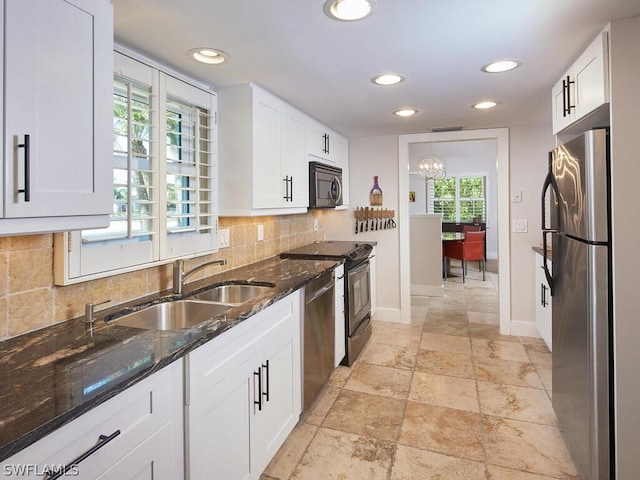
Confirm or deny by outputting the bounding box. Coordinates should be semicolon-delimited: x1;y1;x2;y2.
173;258;227;294
84;299;111;324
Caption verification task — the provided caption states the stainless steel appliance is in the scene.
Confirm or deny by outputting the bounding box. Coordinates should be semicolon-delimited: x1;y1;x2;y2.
541;128;612;480
302;271;335;411
280;241;373;366
308;161;343;208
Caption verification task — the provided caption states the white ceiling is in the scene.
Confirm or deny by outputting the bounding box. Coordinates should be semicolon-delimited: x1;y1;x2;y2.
112;0;640;138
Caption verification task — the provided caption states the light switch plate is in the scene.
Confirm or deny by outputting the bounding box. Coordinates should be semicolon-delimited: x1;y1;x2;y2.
218;228;230;248
512;219;528;233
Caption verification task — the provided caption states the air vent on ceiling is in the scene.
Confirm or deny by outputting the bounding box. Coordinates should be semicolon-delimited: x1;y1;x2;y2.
431;126;464;132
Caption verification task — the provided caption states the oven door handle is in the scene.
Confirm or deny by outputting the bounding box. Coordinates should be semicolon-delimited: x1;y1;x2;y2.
348;259;370;276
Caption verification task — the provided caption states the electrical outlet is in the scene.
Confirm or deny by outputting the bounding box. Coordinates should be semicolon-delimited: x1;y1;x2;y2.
513;190;522;203
313;219;319;231
512;219;528;233
218;228;230;248
257;224;264;241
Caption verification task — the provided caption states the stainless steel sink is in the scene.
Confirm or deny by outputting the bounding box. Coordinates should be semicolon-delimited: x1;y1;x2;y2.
110;300;232;330
189;284;274;305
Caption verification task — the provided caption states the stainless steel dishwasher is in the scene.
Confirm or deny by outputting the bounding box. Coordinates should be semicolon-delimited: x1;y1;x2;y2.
302;270;335;411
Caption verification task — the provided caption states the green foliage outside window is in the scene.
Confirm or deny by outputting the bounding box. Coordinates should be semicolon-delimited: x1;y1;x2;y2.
431;176;486;222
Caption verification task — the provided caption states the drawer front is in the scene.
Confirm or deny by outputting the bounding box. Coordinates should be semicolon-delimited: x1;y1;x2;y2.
3;361;182;479
185;292;300;404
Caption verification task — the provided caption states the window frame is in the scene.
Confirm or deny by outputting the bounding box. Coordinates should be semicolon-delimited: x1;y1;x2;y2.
54;50;218;285
429;173;487;223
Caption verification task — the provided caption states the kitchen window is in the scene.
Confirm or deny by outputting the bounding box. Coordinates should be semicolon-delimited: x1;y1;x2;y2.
429;174;487;222
54;51;218;285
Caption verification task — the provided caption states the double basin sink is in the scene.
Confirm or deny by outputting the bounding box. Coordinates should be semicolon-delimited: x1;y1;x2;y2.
108;284;274;331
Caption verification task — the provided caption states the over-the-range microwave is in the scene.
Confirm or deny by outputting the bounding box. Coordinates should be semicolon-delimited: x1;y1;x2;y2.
309;161;343;208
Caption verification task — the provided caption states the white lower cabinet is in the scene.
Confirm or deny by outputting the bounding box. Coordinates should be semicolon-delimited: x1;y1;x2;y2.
185;292;302;480
2;360;184;480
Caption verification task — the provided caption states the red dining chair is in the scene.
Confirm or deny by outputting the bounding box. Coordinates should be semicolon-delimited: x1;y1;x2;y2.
443;230;485;283
462;225;482;234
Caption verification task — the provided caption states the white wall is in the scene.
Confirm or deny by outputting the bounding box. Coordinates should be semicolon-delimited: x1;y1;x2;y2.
508;126;556;334
324;135;402;322
609;15;640;478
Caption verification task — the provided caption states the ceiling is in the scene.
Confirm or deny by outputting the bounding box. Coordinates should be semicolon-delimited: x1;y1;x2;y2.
112;0;640;138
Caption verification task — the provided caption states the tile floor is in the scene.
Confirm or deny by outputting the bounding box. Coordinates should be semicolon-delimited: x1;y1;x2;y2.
261;263;579;480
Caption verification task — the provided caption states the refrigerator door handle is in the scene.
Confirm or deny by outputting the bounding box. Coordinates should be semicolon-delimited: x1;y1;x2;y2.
541;151;558;296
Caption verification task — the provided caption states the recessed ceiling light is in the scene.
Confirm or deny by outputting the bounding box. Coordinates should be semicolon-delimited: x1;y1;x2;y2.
481;59;522;73
372;73;405;86
394;108;418;117
323;0;378;21
472;101;498;109
187;48;229;65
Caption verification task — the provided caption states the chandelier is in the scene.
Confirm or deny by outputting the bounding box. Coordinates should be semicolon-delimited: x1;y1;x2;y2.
417;154;446;180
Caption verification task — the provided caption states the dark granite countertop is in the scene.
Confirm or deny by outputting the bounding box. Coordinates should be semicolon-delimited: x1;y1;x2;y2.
532;246;553;262
0;256;341;461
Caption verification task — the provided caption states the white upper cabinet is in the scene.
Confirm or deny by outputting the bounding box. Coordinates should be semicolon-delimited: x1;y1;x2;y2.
1;0;113;234
305;117;350;207
552;30;609;134
218;84;308;216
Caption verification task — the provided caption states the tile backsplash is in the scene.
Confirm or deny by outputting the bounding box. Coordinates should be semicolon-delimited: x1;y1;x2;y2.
0;211;324;341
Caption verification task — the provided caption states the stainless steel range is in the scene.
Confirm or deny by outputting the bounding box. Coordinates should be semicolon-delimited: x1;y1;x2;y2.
280;241;373;366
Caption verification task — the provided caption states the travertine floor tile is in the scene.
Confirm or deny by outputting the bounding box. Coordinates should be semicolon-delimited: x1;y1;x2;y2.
263;422;318;479
422;318;470;337
420;332;472;355
469;323;519;343
484;464;561;480
534;363;552;395
290;428;394;480
323;389;406;442
477;381;557;425
524;343;552;366
359;342;418;370
471;338;529;362
483;416;578;478
467;311;500;325
326;365;352;388
344;362;412;399
474;357;544;389
370;323;422;348
399;402;484;461
390;445;485;480
304;385;341;426
425;307;469;322
415;349;475;379
409;372;479;413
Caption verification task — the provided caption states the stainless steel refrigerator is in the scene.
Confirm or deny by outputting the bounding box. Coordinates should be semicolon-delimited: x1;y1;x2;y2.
541;128;613;480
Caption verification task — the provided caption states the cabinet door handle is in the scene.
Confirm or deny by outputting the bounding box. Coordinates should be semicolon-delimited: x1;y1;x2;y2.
541;284;548;307
254;368;263;411
46;430;121;480
283;176;293;202
17;134;31;202
563;75;575;116
262;360;270;402
326;133;330;155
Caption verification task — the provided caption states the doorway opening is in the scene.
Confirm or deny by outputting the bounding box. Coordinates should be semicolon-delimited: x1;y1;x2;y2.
398;128;511;335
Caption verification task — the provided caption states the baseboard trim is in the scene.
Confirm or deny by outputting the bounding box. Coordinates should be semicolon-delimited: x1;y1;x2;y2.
371;308;405;324
410;284;444;297
510;320;540;338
